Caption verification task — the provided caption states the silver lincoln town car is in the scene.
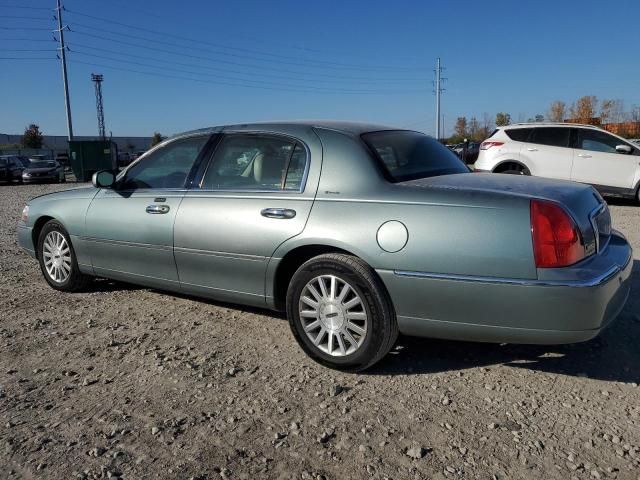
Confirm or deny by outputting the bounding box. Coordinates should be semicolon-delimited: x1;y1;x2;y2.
18;121;633;370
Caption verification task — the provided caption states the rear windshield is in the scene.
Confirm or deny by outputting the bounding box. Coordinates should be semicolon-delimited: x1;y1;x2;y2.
362;130;468;182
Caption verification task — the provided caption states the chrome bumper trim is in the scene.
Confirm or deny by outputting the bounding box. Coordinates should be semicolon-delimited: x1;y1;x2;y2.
393;263;626;288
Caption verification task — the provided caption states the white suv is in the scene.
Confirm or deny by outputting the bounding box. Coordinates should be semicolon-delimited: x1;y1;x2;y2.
474;123;640;202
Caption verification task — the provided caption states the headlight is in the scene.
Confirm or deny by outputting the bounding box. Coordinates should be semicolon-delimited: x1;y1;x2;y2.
23;172;31;177
21;205;29;222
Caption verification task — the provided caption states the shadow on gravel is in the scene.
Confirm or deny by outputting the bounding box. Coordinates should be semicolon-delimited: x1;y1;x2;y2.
86;278;142;293
369;260;640;384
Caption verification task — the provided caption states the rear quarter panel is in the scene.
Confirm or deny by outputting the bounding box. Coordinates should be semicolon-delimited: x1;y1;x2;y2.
274;128;536;280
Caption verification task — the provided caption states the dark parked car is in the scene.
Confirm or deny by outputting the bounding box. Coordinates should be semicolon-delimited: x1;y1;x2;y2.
22;159;66;184
0;155;26;183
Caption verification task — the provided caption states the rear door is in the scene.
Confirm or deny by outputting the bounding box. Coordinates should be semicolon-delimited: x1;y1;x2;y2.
571;128;639;190
174;129;322;306
519;127;573;180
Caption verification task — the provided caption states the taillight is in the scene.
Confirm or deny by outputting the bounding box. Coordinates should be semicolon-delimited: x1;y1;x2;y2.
480;141;504;150
530;200;585;268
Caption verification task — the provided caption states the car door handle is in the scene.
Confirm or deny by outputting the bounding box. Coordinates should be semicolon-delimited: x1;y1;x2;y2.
146;204;170;214
577;153;592;158
526;148;538;151
261;208;296;219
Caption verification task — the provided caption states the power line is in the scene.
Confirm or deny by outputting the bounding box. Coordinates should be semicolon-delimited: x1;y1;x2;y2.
65;9;423;71
0;4;52;9
0;48;57;52
68;59;423;96
67;43;424;85
0;26;53;30
0;38;57;42
2;15;52;20
67;52;426;94
67;28;422;82
0;56;55;60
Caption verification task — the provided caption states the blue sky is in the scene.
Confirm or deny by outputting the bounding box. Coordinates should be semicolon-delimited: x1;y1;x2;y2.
2;0;639;137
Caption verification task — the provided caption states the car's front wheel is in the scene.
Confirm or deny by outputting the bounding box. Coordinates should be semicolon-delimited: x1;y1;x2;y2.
37;220;90;291
286;253;398;371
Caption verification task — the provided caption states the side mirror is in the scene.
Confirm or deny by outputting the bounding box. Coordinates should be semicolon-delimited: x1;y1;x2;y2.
92;170;116;188
616;144;632;154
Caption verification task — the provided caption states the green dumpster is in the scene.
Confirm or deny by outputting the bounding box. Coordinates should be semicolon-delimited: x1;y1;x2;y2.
68;140;117;182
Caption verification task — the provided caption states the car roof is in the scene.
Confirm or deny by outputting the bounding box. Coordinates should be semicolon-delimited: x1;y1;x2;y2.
502;122;602;130
176;120;400;139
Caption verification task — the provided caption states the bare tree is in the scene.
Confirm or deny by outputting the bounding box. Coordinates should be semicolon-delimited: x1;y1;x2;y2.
547;100;566;122
468;117;479;139
495;112;511;126
454;117;468;138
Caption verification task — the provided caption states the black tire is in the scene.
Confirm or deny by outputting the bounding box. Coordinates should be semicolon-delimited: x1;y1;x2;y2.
286;253;398;372
37;220;91;292
498;164;529;175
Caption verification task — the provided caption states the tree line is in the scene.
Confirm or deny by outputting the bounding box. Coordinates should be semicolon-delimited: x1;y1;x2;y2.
447;96;640;144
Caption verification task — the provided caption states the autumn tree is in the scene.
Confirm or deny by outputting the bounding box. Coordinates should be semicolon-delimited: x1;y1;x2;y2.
454;117;467;138
569;96;598;124
22;124;44;149
547;100;566;122
495;112;511;126
150;132;166;147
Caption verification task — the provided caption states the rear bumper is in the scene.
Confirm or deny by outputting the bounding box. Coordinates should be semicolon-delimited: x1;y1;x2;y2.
377;233;633;344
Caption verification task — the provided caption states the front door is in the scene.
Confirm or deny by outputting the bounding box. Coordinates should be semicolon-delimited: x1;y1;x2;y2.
85;135;210;289
174;130;321;306
571;128;639;190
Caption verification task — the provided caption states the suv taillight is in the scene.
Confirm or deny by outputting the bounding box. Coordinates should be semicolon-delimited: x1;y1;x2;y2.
480;141;504;150
530;200;585;268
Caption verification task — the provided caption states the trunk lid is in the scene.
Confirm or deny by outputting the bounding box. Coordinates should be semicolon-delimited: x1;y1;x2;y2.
400;172;606;256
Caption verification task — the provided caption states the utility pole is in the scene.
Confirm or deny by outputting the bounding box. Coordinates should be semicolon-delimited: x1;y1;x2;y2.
434;57;444;140
55;0;73;141
91;73;105;139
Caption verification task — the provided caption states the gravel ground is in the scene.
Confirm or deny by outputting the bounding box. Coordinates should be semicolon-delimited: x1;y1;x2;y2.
1;181;639;480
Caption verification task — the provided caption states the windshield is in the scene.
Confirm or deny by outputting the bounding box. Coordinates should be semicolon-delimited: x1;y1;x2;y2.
30;161;57;168
362;130;468;182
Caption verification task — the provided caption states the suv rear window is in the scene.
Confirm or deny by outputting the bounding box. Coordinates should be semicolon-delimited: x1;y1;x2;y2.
362;130;468;182
505;128;532;142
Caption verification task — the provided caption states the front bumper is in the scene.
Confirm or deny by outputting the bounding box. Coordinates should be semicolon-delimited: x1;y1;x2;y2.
22;175;58;183
377;232;633;344
17;224;36;257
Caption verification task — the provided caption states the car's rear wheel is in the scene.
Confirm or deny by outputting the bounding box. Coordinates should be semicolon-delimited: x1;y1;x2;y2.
37;220;90;292
286;253;398;371
498;163;530;175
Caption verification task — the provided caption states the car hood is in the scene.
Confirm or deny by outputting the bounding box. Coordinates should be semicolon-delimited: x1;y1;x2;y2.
29;186;98;203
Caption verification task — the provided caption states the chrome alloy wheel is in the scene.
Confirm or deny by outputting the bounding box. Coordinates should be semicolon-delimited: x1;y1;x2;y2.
42;230;71;283
299;275;368;357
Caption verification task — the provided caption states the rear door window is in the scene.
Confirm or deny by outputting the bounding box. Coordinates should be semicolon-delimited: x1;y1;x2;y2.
529;128;570;148
200;134;307;191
